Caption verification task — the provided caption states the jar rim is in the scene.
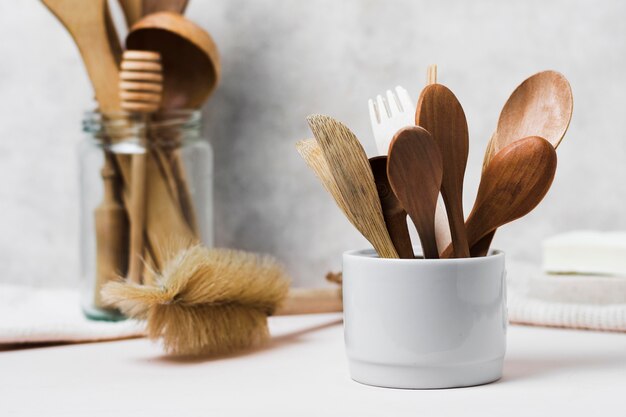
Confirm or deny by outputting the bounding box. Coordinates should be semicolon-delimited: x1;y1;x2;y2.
82;109;202;136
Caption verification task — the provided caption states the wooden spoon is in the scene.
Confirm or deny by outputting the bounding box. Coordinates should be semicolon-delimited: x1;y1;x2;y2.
387;127;443;259
306;115;398;259
441;136;557;258
473;71;572;256
415;83;470;258
490;71;573;158
424;65;453;256
127;12;221;235
126;12;220;109
369;156;414;259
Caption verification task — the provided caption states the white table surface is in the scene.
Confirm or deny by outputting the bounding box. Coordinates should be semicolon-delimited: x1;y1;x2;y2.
1;313;624;417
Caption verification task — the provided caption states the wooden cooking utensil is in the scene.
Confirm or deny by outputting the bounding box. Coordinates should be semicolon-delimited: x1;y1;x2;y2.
369;156;414;259
104;1;123;64
120;50;163;284
42;0;129;302
296;140;405;261
297;139;409;259
296;139;350;219
118;0;143;28
42;0;196;272
473;71;573;256
387;126;443;259
415;83;470;258
441;136;558;258
142;0;189;16
126;12;220;109
127;12;221;235
120;51;163;113
490;71;573;159
427;64;437;85
41;0;121;112
306;115;398;259
424;65;454;256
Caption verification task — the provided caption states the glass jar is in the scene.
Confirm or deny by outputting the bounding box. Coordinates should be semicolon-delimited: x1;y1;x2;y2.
79;110;213;321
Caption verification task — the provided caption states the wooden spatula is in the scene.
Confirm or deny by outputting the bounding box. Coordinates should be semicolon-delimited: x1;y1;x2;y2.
306;115;398;259
42;0;120;111
295;139;350;225
387;127;443;259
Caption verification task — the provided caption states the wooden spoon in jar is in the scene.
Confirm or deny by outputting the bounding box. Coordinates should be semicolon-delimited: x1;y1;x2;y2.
387;127;443;259
472;71;573;256
126;11;220;109
127;12;221;235
441;136;557;258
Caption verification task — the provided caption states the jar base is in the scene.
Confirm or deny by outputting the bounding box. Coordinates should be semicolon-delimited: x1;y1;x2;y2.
348;357;503;389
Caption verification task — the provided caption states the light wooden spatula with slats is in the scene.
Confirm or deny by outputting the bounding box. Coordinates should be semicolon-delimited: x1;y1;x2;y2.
305;115;398;259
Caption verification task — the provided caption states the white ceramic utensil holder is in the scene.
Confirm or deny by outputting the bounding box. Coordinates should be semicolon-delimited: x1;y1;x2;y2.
343;249;507;389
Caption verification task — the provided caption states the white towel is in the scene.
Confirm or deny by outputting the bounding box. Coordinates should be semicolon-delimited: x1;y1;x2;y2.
0;284;145;345
507;261;626;332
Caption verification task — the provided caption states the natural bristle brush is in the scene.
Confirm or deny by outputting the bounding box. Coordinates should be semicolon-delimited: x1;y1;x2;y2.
119;50;163;284
104;52;342;356
102;246;342;356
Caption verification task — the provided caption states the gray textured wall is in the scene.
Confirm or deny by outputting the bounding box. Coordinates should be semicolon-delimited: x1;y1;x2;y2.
1;0;625;288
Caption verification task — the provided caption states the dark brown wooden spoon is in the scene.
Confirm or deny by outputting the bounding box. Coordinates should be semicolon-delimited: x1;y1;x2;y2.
441;136;557;258
416;83;470;258
369;156;414;259
387;127;443;259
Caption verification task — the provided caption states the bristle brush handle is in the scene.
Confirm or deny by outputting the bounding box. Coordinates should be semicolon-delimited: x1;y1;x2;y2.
275;288;343;316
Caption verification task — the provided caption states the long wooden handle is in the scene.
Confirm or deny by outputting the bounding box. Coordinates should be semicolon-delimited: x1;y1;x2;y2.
275;288;342;316
114;152;196;270
471;135;499;257
125;150;147;284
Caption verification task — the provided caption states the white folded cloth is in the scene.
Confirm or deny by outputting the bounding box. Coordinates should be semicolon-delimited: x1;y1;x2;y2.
507;261;626;332
0;284;145;345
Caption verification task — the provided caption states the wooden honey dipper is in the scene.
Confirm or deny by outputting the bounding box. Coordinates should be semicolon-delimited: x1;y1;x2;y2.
119;50;163;284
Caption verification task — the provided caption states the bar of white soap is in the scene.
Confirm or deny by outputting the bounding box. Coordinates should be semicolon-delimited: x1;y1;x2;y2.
543;231;626;276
